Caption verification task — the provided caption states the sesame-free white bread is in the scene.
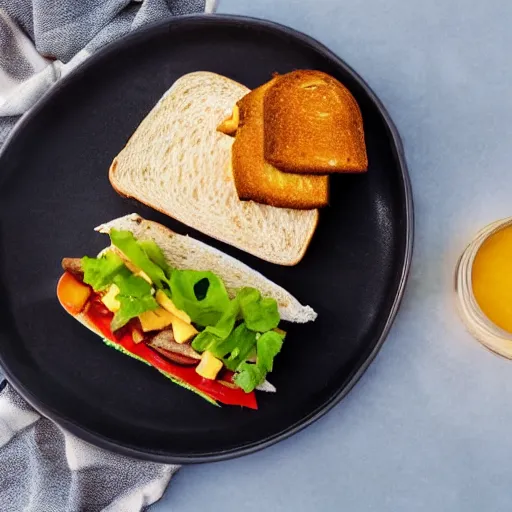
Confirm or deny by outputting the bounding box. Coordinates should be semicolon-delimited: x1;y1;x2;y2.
96;214;317;324
108;71;318;266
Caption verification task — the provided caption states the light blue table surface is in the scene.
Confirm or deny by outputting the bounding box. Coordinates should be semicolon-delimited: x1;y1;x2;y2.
154;1;512;511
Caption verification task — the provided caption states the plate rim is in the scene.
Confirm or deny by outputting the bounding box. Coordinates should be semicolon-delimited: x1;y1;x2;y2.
0;13;414;463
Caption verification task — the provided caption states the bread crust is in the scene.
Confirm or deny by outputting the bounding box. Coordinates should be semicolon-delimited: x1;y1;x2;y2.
264;70;368;174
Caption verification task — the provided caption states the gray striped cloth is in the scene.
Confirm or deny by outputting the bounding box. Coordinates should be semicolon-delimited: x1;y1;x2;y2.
0;1;215;511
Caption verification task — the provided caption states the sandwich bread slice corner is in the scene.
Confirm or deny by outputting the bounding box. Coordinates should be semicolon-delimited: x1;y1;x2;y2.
109;71;319;266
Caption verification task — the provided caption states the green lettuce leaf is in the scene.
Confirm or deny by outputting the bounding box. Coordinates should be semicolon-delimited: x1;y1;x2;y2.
222;324;257;370
203;299;239;339
109;230;170;288
191;330;218;353
188;288;283;392
110;270;159;331
194;323;257;364
191;299;239;352
170;270;230;327
138;239;172;278
256;331;284;372
205;319;243;358
233;363;264;393
232;330;285;392
237;287;280;332
82;252;126;291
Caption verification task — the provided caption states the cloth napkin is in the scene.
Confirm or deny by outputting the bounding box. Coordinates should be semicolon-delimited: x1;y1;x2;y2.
0;1;215;511
0;0;215;142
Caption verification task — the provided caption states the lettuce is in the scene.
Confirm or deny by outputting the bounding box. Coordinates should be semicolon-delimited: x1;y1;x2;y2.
189;288;282;391
233;330;285;392
138;239;172;278
190;330;218;353
222;324;258;370
191;299;239;352
170;270;231;327
110;229;170;288
82;250;159;331
256;331;284;372
238;287;280;332
110;270;159;331
201;323;256;361
82;252;125;291
233;363;264;393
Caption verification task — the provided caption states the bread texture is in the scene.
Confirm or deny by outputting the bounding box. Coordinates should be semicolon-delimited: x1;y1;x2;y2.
96;214;318;324
109;71;319;266
264;70;368;174
231;78;329;209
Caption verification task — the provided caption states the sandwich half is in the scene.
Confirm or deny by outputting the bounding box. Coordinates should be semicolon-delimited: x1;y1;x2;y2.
57;214;317;409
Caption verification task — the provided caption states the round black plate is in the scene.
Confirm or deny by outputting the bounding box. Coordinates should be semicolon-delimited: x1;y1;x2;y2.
0;15;412;463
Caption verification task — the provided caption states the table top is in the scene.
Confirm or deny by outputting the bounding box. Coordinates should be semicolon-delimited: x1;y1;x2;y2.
154;1;512;511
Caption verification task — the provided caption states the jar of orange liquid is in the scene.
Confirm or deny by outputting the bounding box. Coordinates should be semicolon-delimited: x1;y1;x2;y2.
456;217;512;358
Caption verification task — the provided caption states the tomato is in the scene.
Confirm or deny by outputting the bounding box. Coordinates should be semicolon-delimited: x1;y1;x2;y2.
57;272;91;315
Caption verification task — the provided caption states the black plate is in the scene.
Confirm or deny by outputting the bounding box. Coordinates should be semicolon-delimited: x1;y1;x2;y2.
0;15;412;463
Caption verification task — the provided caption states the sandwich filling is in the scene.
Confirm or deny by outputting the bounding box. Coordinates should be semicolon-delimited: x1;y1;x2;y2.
57;229;286;408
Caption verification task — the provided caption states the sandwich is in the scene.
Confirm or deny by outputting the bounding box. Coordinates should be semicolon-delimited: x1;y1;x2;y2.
57;214;317;409
109;72;319;266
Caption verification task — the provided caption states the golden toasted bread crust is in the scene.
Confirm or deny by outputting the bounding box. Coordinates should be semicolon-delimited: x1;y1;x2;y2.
264;70;368;174
232;79;329;209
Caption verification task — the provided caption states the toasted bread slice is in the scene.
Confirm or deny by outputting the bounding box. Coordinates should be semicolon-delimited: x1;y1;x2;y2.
109;72;319;266
264;70;368;174
231;79;329;209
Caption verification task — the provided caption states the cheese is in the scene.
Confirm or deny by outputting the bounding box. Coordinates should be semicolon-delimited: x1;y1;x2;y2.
171;315;198;344
101;284;121;312
196;351;223;380
155;290;198;342
155;290;191;323
131;327;144;344
139;308;173;332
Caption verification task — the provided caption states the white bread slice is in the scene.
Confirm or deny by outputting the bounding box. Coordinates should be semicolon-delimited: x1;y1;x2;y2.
108;71;318;266
96;214;317;324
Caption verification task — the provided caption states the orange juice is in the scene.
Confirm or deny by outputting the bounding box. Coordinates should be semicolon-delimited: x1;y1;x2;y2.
472;226;512;333
456;218;512;359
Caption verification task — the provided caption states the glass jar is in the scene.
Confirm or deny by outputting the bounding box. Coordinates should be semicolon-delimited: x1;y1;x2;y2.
455;217;512;359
